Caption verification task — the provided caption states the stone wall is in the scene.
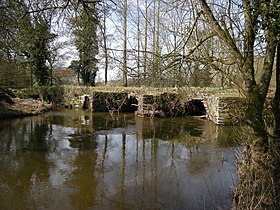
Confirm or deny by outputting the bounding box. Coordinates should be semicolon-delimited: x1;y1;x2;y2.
204;95;245;125
14;85;244;125
135;93;206;118
56;86;94;108
92;92;137;112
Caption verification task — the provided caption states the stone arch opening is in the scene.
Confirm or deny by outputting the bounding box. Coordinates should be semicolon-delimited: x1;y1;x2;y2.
121;94;138;112
185;99;206;116
82;95;91;109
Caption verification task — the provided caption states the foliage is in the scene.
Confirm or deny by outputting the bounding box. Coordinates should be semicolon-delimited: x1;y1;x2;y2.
0;59;30;87
70;3;99;86
0;0;56;87
30;16;56;86
0;0;31;87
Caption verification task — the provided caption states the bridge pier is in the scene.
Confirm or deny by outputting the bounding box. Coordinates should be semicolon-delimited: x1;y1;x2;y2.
204;95;244;125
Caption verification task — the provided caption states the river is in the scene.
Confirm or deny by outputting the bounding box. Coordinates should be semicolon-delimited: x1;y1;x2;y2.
0;110;240;210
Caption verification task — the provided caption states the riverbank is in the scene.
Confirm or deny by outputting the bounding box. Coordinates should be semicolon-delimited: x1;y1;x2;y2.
0;97;51;119
233;139;280;209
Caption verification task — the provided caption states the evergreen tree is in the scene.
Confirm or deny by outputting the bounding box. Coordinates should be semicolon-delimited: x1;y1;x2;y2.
71;3;99;86
0;0;55;87
30;16;56;86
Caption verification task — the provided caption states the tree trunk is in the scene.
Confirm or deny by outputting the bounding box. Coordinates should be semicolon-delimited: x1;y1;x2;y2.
151;0;156;85
102;1;108;85
199;0;277;149
272;44;280;138
104;39;108;86
143;0;148;80
245;84;268;148
137;0;140;85
123;0;128;87
151;0;160;86
198;0;279;208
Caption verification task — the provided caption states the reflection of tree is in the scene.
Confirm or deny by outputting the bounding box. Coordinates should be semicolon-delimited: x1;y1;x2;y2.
27;119;49;151
119;133;126;208
167;142;181;207
203;121;239;148
151;138;158;209
142;136;146;200
65;124;99;209
99;134;108;204
0;116;51;153
0;117;50;153
0;116;50;209
135;135;139;192
187;150;210;175
0;119;21;152
48;110;94;132
216;126;239;147
135;116;206;140
68;129;97;150
92;113;131;131
101;135;108;171
68;150;98;209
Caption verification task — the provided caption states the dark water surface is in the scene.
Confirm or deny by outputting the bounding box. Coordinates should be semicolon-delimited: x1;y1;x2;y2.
0;110;240;210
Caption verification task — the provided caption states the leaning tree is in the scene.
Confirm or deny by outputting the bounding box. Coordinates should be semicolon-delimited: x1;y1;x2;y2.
197;0;280;208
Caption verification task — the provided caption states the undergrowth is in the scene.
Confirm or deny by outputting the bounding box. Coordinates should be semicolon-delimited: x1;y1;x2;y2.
233;133;280;210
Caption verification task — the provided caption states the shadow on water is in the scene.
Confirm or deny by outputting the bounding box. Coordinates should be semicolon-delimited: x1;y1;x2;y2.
0;110;241;210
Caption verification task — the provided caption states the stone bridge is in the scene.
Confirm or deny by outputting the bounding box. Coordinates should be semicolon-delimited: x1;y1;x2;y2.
47;86;243;125
17;85;243;125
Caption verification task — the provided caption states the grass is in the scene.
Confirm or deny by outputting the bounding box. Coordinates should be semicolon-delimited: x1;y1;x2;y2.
62;85;242;97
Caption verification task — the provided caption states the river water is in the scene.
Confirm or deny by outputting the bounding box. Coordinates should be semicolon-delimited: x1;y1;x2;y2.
0;110;240;210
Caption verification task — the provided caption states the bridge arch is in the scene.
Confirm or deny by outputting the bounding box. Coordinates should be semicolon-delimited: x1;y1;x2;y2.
185;99;206;116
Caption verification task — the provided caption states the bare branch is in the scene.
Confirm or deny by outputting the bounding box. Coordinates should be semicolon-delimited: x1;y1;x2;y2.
199;0;242;61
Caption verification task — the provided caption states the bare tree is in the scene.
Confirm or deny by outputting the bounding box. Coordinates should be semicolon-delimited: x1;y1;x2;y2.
136;0;141;84
99;1;109;85
122;0;128;87
143;0;149;81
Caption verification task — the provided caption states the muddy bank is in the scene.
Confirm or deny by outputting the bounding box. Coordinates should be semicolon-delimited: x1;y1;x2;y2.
0;97;51;119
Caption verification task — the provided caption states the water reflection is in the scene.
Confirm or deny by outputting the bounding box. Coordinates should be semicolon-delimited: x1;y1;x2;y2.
0;110;240;210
